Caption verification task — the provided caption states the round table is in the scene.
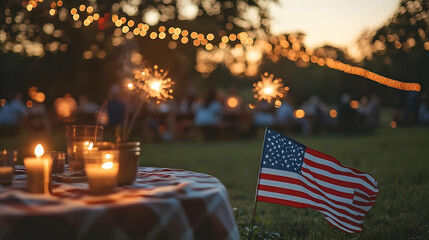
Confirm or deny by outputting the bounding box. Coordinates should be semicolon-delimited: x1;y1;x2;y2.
0;167;240;240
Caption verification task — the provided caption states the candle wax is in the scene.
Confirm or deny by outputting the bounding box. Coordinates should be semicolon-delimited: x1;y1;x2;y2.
24;157;52;194
85;164;118;195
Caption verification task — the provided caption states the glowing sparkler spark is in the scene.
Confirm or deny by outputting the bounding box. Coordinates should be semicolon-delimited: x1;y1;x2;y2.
253;72;286;103
132;65;174;104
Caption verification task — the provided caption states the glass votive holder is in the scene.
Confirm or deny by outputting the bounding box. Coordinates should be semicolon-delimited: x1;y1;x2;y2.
24;155;53;194
46;151;66;174
0;150;17;186
65;125;103;173
84;147;119;195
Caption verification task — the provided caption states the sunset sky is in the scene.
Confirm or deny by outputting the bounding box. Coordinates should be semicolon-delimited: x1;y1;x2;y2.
269;0;401;53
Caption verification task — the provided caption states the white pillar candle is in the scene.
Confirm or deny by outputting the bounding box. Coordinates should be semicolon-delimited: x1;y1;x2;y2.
24;144;52;194
84;150;119;195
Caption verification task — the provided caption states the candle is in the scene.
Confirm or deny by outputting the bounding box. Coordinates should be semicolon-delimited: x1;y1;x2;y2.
65;125;104;172
84;150;119;195
24;144;52;194
0;149;15;186
0;166;14;186
67;140;93;172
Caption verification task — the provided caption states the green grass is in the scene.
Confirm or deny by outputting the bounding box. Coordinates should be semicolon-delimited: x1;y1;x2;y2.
1;127;428;239
139;128;429;239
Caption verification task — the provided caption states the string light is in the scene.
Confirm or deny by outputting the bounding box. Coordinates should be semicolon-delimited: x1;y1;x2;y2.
265;35;421;91
5;2;423;92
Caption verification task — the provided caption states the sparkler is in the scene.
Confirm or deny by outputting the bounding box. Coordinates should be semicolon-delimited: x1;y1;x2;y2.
124;65;174;140
132;65;174;104
253;72;286;103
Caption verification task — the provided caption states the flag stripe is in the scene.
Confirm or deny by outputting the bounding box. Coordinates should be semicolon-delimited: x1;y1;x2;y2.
259;169;368;215
257;193;362;231
259;172;354;201
300;169;356;193
303;160;378;194
258;183;364;219
305;149;378;187
304;154;378;190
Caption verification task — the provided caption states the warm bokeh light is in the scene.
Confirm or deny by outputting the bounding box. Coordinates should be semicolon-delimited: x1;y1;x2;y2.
350;100;359;109
329;109;337;118
248;104;256;110
102;161;113;169
35;144;44;157
391;121;397;129
127;83;134;90
227;97;239;108
253;72;286;103
26;100;33;108
294;109;305;119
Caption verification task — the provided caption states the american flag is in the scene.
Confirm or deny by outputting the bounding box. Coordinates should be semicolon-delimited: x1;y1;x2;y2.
255;129;378;233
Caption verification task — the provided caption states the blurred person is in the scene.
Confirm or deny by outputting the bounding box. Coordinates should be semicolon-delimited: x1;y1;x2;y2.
302;96;328;133
176;94;198;140
194;89;223;140
275;99;310;134
419;93;429;125
76;95;100;124
106;84;125;127
28;99;51;133
357;96;371;131
275;99;294;126
338;93;356;134
403;91;419;125
77;95;99;114
253;101;275;127
0;93;28;132
368;94;381;131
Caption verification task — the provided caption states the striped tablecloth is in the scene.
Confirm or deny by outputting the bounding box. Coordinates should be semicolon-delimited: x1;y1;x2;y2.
0;167;239;240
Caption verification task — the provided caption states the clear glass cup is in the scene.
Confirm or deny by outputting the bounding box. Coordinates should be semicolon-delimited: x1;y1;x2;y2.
65;125;103;173
84;144;119;195
0;150;17;186
46;151;66;174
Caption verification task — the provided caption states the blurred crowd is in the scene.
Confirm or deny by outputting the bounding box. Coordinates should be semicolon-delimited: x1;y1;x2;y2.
1;86;428;141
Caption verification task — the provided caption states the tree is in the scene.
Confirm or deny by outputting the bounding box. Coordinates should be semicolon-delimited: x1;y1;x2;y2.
0;0;275;102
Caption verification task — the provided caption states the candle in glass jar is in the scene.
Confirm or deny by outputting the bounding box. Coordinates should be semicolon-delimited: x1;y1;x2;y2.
0;166;14;185
24;144;52;194
85;152;119;195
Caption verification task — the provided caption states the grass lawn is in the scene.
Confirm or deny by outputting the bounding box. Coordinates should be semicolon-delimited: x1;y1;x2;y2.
140;127;429;239
1;126;428;239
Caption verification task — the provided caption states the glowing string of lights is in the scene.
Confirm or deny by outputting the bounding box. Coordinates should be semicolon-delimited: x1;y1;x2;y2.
21;1;423;92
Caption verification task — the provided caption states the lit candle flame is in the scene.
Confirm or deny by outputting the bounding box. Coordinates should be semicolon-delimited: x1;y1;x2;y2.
105;153;111;160
102;161;113;169
88;142;93;151
127;83;134;90
35;144;44;157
